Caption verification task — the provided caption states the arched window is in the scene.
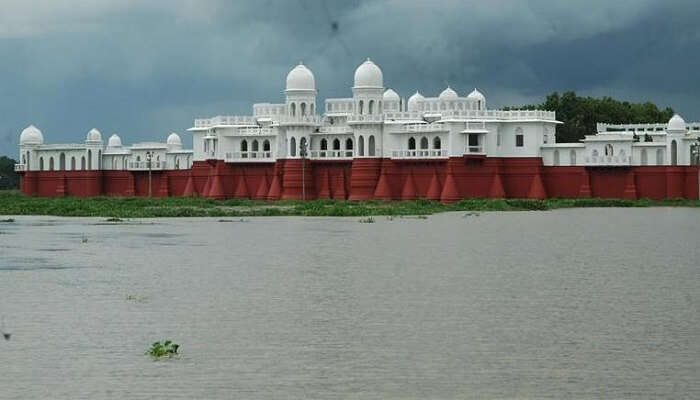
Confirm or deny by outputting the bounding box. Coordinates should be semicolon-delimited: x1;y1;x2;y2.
333;138;340;150
88;150;92;170
345;138;353;150
641;149;648;165
252;140;259;151
408;137;416;150
656;148;664;165
310;104;314;115
671;140;677;165
299;137;307;156
433;137;441;149
59;153;65;170
358;136;365;156
570;150;576;165
71;157;76;170
175;157;180;169
369;100;374;115
26;152;30;169
263;140;270;152
497;133;502;147
136;155;141;162
604;144;613;157
290;137;296;157
592;149;599;158
22;154;25;164
290;103;296;117
241;140;248;152
39;157;44;171
359;100;364;115
321;138;328;150
98;150;101;169
300;102;306;116
81;156;86;170
477;100;482;110
49;157;54;171
420;137;428;149
553;150;560;166
515;127;524;147
369;135;376;156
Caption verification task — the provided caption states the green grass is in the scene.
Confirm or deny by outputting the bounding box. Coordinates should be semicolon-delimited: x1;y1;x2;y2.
147;340;179;358
0;190;698;218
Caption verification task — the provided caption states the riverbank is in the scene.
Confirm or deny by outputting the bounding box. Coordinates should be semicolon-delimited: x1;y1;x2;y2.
1;190;698;218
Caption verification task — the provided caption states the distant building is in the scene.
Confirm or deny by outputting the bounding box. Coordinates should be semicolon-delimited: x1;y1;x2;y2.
15;59;700;200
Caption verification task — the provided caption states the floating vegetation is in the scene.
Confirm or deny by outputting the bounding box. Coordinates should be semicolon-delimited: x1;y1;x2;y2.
0;218;15;223
217;218;249;223
105;217;124;222
126;294;148;302
359;216;375;223
81;236;88;244
147;340;180;358
463;211;480;217
401;215;428;220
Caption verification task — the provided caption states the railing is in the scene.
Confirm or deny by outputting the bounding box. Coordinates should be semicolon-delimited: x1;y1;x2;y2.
463;121;487;131
317;126;352;134
225;151;274;161
391;149;448;158
347;114;384;123
277;115;322;125
194;115;258;128
14;164;26;172
584;155;632;166
237;127;274;135
404;123;445;133
465;146;486;154
325;99;354;113
128;161;165;170
382;110;556;121
309;150;354;159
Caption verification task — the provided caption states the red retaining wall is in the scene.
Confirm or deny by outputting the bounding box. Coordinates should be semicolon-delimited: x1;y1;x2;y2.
18;158;700;200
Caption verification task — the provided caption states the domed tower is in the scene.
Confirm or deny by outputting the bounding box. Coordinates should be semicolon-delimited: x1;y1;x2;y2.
407;92;424;112
666;114;687;165
353;58;384;116
19;125;44;171
383;88;400;112
467;88;486;111
84;128;104;170
285;62;317;118
167;132;183;152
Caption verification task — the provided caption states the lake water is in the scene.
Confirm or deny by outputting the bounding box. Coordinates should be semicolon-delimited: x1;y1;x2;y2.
0;209;699;399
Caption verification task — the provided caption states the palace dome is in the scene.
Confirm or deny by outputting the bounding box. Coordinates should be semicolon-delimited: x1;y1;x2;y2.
86;128;102;142
383;88;400;101
467;88;486;102
439;86;459;100
667;114;686;132
285;63;315;91
19;125;43;145
167;132;182;150
407;91;424;111
354;58;383;88
107;134;122;147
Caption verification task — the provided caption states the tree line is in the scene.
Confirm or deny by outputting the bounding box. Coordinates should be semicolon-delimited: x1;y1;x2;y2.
505;91;675;143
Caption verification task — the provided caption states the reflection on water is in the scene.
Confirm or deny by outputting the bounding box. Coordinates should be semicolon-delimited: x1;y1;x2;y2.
0;209;699;399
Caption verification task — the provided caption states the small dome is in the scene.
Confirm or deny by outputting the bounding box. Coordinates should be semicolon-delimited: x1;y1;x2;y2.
354;58;383;88
86;128;102;142
285;63;315;91
439;86;459;100
383;88;400;101
467;88;486;101
407;91;424;112
19;125;43;145
167;132;182;150
107;134;122;147
667;114;686;132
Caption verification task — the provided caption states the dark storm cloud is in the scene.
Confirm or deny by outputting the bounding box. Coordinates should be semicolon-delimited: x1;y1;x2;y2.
1;0;699;155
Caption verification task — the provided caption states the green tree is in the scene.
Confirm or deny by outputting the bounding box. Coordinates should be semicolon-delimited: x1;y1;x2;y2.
506;91;674;143
0;156;20;190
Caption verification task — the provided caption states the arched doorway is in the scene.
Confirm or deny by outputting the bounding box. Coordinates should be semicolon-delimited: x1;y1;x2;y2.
671;140;677;165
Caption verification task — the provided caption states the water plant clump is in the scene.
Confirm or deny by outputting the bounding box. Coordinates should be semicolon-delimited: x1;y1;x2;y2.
359;216;375;223
147;340;179;358
0;218;15;223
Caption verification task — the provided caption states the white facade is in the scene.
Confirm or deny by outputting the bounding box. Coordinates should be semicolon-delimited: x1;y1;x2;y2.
541;114;700;166
16;127;193;172
187;59;561;164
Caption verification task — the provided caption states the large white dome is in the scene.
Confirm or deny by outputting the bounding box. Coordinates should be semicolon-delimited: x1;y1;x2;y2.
383;88;400;101
167;132;182;150
354;58;383;88
19;125;43;145
407;91;424;112
86;128;102;142
107;134;122;147
439;87;458;100
667;114;686;132
285;63;315;91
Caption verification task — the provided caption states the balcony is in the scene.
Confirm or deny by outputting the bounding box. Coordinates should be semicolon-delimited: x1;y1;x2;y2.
309;150;354;159
464;145;486;155
225;151;275;162
584;155;632;166
128;161;165;170
14;164;26;172
391;149;448;159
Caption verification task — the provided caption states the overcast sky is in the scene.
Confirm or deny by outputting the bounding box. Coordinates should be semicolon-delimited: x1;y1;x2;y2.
1;0;699;156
